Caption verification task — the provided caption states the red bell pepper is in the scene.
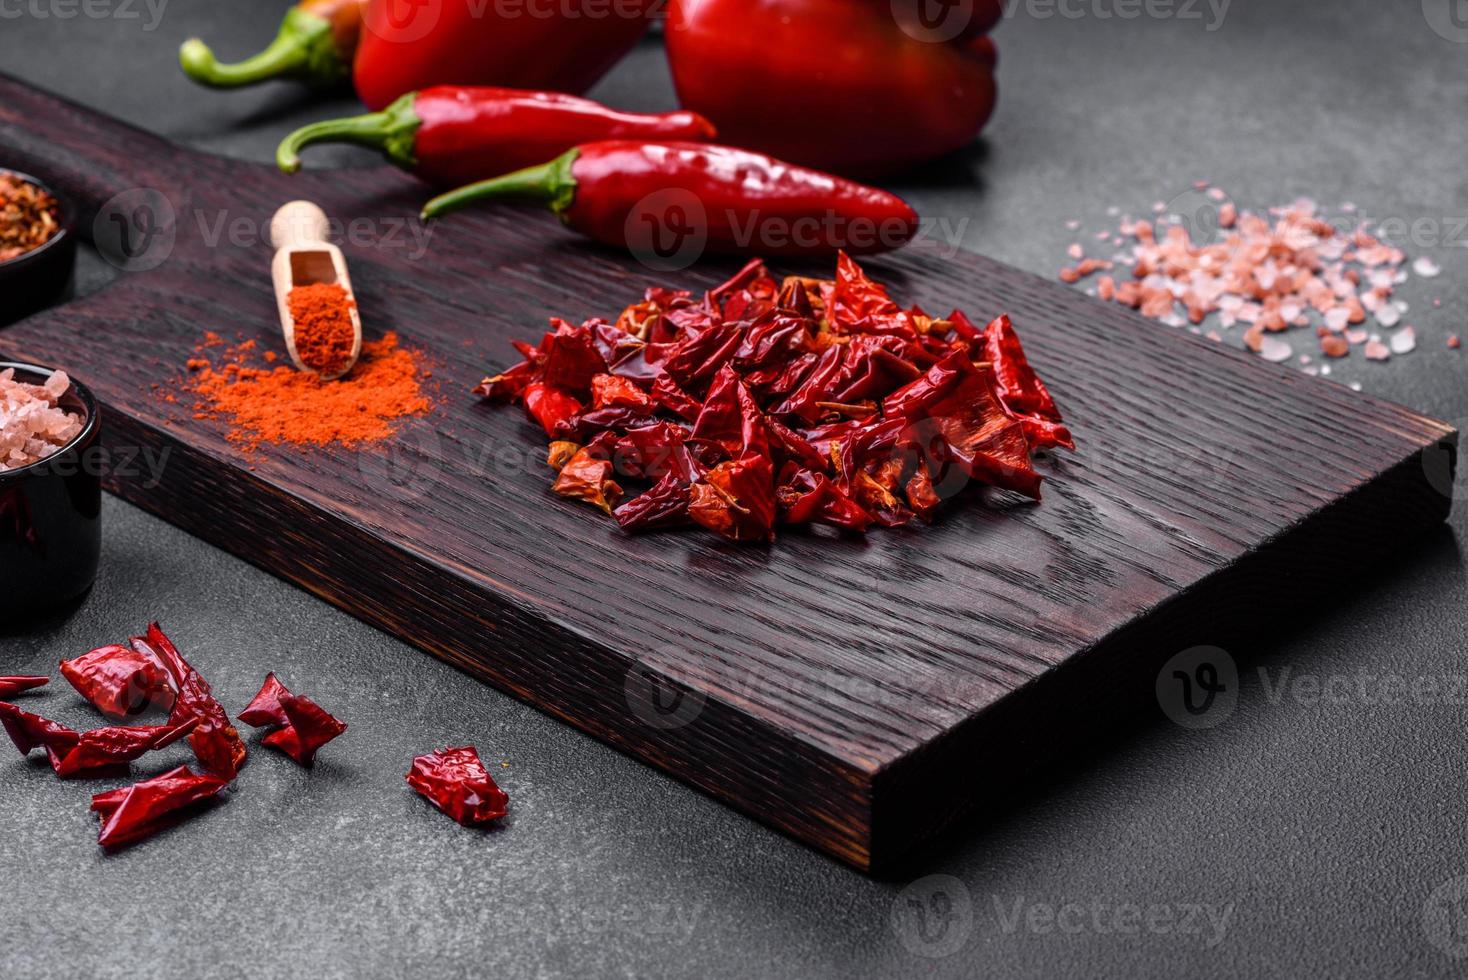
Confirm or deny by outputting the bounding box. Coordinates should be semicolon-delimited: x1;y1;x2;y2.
353;0;655;112
420;141;919;258
277;86;716;186
179;0;367;89
666;0;1003;177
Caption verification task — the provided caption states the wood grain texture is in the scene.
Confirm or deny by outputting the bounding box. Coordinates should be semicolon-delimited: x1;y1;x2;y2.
0;75;1455;870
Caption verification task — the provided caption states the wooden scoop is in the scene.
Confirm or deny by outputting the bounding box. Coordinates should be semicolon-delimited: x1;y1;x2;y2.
269;200;362;380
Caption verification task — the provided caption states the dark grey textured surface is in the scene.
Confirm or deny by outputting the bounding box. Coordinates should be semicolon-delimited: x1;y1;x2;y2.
3;2;1468;977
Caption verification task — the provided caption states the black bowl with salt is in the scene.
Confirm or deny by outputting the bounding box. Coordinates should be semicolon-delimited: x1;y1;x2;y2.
0;363;101;621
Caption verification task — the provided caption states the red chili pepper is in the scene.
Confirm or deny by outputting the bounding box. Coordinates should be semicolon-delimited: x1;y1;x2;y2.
179;0;366;89
552;438;624;516
469;253;1071;543
238;673;348;768
0;702;195;777
0;676;48;699
53;719;200;780
353;0;654;111
406;746;510;826
666;0;1002;177
59;644;175;720
138;623;248;780
91;766;229;850
0;700;78;769
277;86;716;186
420;142;920;258
974;313;1076;451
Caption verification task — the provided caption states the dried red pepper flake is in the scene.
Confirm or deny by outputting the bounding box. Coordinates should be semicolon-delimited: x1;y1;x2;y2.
91;765;228;850
0;676;49;699
406;746;509;826
238;672;291;728
53;718;200;780
238;674;348;768
60;643;175;720
474;254;1071;542
0;701;79;769
0;702;195;778
139;622;247;780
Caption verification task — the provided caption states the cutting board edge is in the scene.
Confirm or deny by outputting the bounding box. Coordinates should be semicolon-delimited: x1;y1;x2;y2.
865;427;1457;873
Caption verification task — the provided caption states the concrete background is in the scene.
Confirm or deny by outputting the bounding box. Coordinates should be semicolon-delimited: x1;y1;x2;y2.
3;1;1468;976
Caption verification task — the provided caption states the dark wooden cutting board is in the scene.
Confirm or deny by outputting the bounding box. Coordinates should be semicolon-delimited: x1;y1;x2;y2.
0;75;1454;871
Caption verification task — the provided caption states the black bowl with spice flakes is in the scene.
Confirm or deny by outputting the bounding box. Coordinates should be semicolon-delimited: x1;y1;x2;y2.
0;169;76;326
0;362;102;621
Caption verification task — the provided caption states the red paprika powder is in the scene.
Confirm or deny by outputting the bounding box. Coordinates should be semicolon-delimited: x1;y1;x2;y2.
288;282;356;375
185;332;432;451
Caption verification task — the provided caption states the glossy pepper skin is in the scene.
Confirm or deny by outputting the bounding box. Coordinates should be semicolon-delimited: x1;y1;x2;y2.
353;0;655;112
179;0;366;89
277;87;717;186
421;141;920;258
666;0;1002;177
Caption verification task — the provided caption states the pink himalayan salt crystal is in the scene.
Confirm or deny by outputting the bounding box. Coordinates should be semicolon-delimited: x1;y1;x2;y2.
1412;257;1441;278
1389;325;1417;355
1364;340;1391;361
1057;196;1440;369
0;368;84;472
1259;336;1292;363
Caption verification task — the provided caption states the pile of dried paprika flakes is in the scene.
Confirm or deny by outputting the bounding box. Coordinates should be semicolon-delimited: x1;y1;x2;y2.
476;254;1073;542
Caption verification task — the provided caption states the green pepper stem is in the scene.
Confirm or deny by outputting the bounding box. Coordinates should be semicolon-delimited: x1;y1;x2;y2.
420;149;581;222
179;9;345;89
277;94;422;174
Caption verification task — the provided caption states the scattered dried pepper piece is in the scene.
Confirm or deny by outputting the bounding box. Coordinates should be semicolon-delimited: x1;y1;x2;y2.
60;643;175;719
0;701;78;769
238;672;291;728
52;719;199;780
406;746;509;826
474;253;1071;542
0;676;49;699
238;673;347;768
91;765;228;850
139;623;247;779
0;701;198;778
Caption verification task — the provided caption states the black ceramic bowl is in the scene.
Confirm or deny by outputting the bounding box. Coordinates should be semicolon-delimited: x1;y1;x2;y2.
0;169;77;326
0;363;101;619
